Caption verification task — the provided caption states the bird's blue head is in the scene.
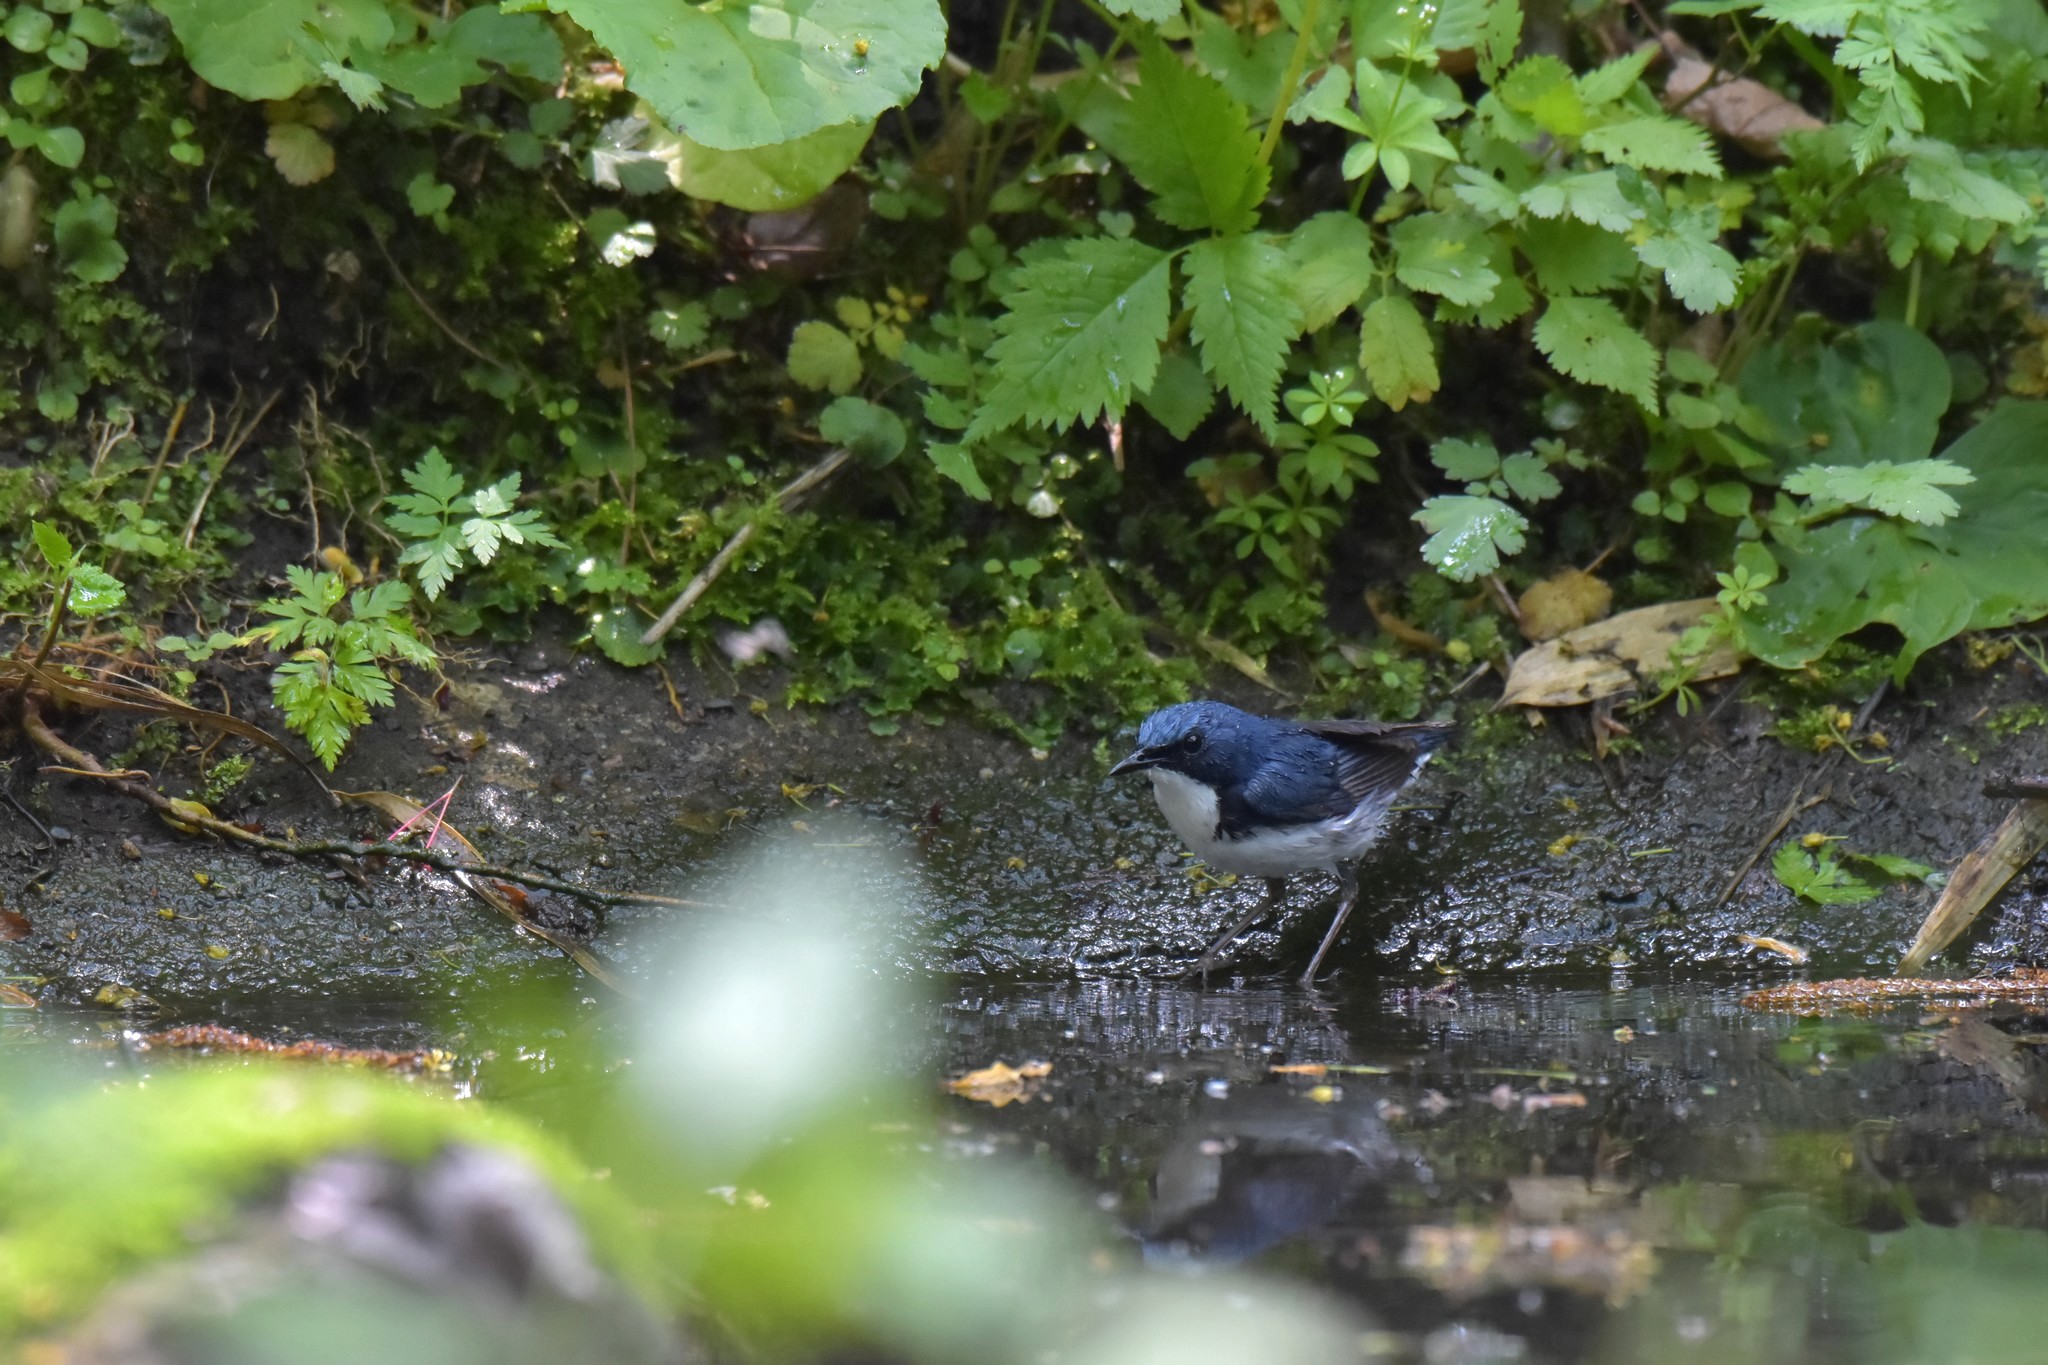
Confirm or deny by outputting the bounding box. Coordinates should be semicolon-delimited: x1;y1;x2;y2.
1109;701;1268;787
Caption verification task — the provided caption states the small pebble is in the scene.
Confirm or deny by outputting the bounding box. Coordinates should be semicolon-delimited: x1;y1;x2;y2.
1202;1078;1230;1099
121;838;142;860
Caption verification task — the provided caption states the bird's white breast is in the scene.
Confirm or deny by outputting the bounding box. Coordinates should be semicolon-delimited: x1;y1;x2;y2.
1144;769;1396;878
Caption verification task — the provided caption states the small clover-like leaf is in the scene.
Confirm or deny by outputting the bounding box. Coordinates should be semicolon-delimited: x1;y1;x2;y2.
1413;494;1528;581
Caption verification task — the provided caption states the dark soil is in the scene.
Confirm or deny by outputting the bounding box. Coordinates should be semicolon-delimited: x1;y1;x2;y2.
5;627;2047;1017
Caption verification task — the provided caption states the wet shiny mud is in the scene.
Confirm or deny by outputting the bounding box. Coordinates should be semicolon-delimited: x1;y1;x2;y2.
931;979;2048;1364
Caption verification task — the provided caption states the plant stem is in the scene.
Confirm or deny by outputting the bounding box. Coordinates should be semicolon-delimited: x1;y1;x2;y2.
1258;0;1324;169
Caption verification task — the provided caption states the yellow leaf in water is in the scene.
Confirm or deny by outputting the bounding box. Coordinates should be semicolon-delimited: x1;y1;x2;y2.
946;1059;1051;1108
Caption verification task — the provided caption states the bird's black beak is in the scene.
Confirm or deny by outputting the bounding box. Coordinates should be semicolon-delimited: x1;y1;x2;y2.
1110;747;1158;777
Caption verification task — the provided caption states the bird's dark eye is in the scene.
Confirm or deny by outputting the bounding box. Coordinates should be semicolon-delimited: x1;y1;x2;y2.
1182;731;1204;753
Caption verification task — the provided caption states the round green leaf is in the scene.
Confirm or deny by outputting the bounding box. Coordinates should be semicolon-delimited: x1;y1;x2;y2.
4;6;53;52
667;119;871;211
539;0;941;152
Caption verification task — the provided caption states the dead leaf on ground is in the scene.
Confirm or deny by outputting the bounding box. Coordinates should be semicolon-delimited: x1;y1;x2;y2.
1661;35;1824;159
0;909;29;942
0;983;37;1008
1518;569;1613;642
1899;798;2048;974
946;1059;1051;1107
1500;599;1741;709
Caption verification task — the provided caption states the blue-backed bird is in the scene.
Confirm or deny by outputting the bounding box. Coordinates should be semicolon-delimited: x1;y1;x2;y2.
1110;701;1453;984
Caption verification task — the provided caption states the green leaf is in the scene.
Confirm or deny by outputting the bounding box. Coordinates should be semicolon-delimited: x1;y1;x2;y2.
1583;115;1722;176
1782;458;1975;525
787;321;863;395
1520;170;1640;232
1636;211;1739;313
400;447;464;504
817;395;907;463
1284;211;1377;332
1901;138;2031;225
150;0;393;100
1137;350;1215;440
928;443;991;500
355;8;563;108
649;300;710;352
1500;452;1562;501
405;172;454;218
1741;320;1949;467
1575;43;1658;105
1534;295;1658;409
5;6;54;50
1076;42;1266;234
52;192;125;283
67;5;123;45
1771;841;1878;905
1738;401;2048;680
541;0;943;151
33;521;74;569
1390;213;1500;307
1518;218;1637;295
1499;54;1587;136
1843;849;1938;883
1357;293;1438;411
264;123;334;185
67;561;127;617
666;119;872;211
1430;437;1501;482
590;607;665;666
1413;494;1528;580
967;236;1173;439
1184;233;1300;438
1099;0;1175;22
34;122;83;168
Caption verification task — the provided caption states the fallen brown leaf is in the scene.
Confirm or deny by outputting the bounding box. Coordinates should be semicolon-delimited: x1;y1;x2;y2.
1499;599;1741;708
1661;35;1825;159
0;983;37;1008
0;908;29;942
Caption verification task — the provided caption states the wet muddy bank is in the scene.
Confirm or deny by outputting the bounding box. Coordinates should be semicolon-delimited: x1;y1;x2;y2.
4;629;2047;1009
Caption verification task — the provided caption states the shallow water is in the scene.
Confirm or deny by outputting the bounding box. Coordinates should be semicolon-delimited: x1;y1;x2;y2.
11;969;2048;1361
927;978;2048;1364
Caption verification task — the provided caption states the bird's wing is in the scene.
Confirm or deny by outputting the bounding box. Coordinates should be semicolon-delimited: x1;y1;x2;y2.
1299;720;1454;807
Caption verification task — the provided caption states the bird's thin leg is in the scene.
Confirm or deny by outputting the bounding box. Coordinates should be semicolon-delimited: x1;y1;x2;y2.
1302;863;1361;986
1186;877;1287;982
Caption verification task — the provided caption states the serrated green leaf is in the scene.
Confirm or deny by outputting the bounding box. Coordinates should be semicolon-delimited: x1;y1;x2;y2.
1430;437;1501;482
1575;43;1658;105
32;521;73;569
967;236;1173;439
650;300;710;352
1901;138;2031;225
1534;295;1659;409
1500;452;1562;501
265;123;334;185
1184;233;1299;438
1137;349;1215;440
1357;293;1439;411
1390;212;1500;307
401;447;464;504
1499;54;1587;135
1636;213;1739;313
1519;170;1640;232
66;562;127;617
787;321;863;394
1783;457;1975;525
1285;212;1378;332
1413;494;1528;580
1077;42;1267;233
1099;0;1175;21
1583;116;1722;176
539;0;942;151
928;443;991;500
1518;217;1637;295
